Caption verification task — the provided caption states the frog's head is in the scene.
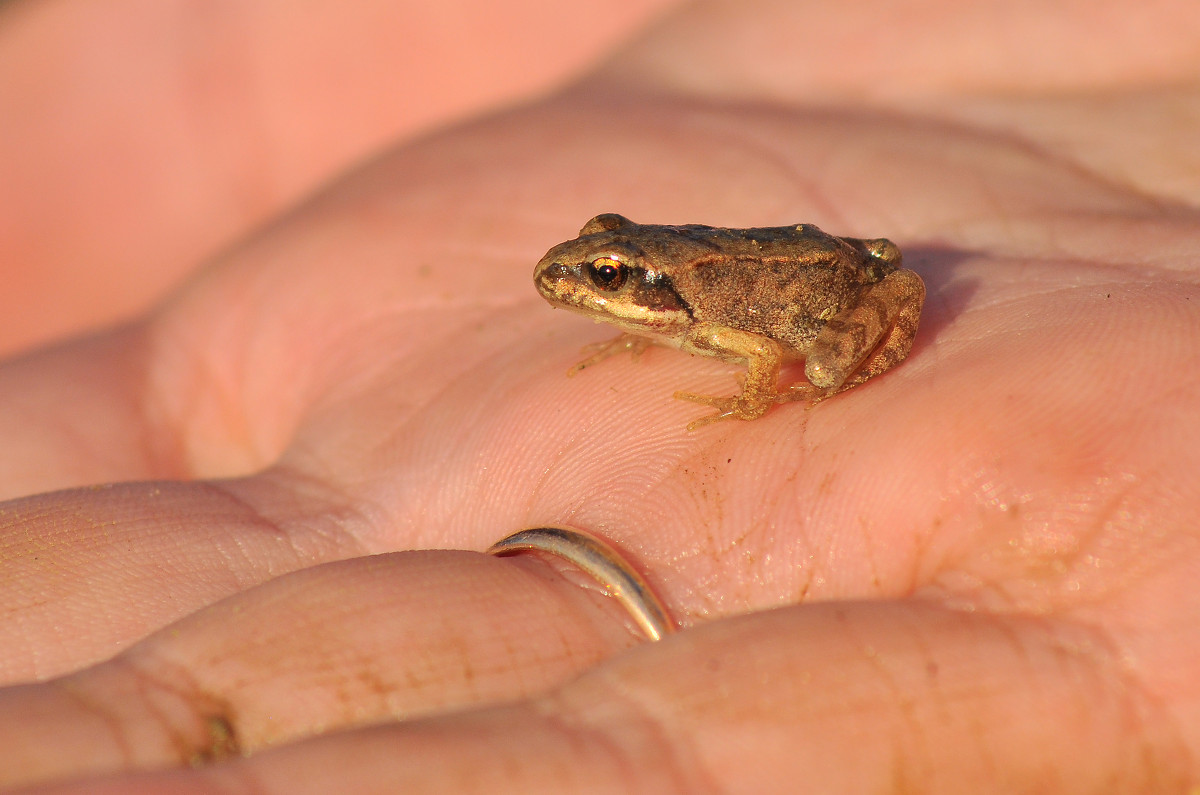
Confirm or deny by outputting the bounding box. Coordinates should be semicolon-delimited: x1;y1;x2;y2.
534;214;691;336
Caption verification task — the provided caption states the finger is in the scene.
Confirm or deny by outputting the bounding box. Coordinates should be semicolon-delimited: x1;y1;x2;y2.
38;601;1192;794
0;0;677;355
608;0;1200;99
0;329;158;499
0;549;644;790
0;474;364;682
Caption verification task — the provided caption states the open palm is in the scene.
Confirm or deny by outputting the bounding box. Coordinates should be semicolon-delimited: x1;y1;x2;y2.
3;1;1200;792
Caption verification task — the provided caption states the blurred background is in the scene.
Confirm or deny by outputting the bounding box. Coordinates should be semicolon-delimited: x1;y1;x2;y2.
0;0;683;356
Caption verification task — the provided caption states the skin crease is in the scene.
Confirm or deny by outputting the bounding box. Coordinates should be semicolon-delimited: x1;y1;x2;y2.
2;0;1200;792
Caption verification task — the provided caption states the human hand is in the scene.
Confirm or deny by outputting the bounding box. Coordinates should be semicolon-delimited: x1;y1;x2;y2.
4;0;1200;792
0;0;675;355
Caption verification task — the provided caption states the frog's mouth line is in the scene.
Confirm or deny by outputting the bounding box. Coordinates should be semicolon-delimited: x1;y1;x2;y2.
537;280;691;337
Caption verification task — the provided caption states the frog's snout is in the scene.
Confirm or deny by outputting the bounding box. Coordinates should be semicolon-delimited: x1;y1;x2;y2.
534;258;569;281
534;259;580;306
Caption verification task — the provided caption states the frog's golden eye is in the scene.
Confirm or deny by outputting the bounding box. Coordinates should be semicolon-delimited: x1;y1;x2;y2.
587;257;627;291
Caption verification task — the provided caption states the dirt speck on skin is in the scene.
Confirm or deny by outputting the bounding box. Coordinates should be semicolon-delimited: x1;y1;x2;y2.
189;713;240;766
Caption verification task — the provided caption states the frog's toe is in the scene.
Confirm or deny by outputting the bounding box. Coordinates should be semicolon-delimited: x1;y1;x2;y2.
778;382;825;404
685;412;735;431
674;391;736;428
673;390;727;409
568;334;651;375
674;390;773;429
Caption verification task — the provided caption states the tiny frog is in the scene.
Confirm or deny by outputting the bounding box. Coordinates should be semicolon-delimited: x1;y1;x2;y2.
534;214;925;430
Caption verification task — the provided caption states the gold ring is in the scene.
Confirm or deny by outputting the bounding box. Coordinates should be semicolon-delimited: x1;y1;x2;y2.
486;527;674;641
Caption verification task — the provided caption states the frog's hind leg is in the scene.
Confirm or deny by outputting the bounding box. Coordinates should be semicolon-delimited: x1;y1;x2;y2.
801;268;926;395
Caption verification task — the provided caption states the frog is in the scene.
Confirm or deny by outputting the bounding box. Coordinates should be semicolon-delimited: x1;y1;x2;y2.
533;213;926;430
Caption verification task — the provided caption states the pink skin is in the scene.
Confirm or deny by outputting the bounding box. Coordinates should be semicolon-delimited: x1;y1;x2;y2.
2;0;1200;792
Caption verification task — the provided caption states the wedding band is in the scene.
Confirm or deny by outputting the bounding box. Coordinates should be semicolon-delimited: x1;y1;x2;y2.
486;527;674;641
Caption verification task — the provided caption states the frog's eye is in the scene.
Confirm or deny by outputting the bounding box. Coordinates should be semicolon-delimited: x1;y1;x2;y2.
587;256;627;291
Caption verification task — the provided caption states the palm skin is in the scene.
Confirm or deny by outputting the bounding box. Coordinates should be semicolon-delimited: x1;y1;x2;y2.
2;1;1200;792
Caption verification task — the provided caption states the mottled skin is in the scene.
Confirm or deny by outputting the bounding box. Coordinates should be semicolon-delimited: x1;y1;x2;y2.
534;213;926;429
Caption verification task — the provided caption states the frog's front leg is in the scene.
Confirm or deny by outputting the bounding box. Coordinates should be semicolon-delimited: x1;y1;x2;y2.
795;267;926;395
568;333;652;375
674;323;784;430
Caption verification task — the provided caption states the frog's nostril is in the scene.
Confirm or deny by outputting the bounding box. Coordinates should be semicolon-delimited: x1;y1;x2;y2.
534;262;570;296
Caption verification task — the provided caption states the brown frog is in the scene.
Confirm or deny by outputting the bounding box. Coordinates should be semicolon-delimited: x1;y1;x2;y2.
534;214;925;429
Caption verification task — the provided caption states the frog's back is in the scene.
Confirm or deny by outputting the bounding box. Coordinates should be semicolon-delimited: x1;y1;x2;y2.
663;224;891;354
646;222;843;261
